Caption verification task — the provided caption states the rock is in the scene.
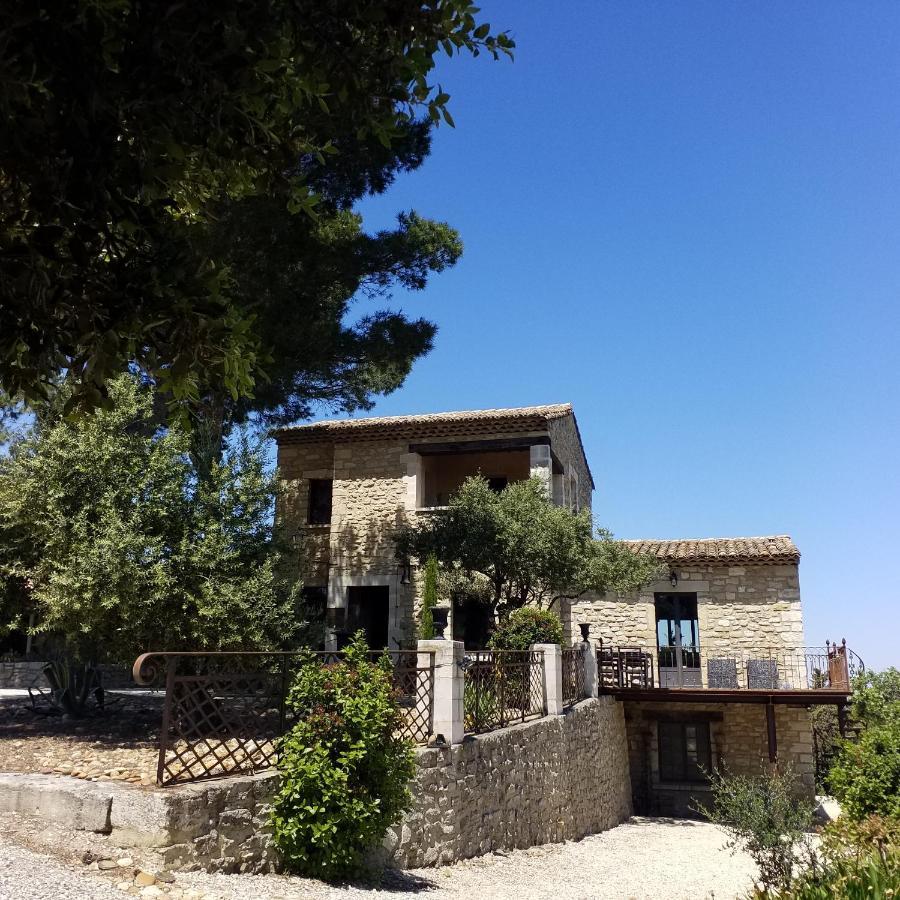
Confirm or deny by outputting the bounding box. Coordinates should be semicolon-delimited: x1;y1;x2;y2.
134;871;157;886
81;850;95;865
99;859;119;870
117;883;132;893
155;871;176;884
140;888;163;898
117;858;134;867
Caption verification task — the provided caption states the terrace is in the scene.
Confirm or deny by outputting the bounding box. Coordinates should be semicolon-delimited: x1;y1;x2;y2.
595;637;862;704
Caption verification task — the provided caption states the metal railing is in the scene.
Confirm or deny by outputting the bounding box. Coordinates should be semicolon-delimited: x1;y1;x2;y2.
562;646;587;706
463;650;546;735
132;650;435;786
596;640;862;693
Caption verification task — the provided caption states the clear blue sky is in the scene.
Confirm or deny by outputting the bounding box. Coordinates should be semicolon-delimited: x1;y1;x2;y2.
312;2;900;668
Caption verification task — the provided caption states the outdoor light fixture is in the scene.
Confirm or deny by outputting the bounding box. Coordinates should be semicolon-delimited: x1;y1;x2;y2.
431;605;450;639
670;570;678;588
579;623;591;642
398;559;412;585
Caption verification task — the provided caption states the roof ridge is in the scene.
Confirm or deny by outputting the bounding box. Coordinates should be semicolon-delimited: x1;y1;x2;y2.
276;402;573;432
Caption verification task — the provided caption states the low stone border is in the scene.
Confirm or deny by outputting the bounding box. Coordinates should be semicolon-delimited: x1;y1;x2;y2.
0;697;633;875
0;771;279;874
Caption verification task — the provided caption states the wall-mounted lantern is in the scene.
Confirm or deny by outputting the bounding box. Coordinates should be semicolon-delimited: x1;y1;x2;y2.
398;559;412;586
669;570;678;588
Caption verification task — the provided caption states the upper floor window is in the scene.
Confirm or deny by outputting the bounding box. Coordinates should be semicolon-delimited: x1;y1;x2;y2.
308;478;333;525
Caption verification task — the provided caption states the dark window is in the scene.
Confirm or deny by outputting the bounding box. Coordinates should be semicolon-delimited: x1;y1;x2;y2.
343;586;390;650
308;479;333;525
487;476;508;493
658;721;712;783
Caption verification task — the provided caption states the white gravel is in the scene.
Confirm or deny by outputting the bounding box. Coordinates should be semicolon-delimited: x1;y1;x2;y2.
0;838;125;900
0;817;758;900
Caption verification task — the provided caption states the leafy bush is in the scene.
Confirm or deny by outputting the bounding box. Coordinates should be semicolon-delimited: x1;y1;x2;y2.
699;765;816;895
270;633;416;879
829;668;900;822
762;816;900;899
488;607;563;651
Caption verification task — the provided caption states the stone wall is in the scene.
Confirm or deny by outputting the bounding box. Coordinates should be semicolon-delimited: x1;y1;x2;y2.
547;414;593;513
568;563;806;663
387;697;632;868
622;700;815;816
1;697;632;874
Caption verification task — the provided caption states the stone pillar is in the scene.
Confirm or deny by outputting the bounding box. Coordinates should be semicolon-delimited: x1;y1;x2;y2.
529;444;552;497
534;643;563;715
418;639;465;746
582;642;599;698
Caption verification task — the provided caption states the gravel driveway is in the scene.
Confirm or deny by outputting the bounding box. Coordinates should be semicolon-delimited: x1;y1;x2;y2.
0;817;757;900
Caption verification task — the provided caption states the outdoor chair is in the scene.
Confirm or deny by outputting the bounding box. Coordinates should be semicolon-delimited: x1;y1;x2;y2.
707;658;739;689
747;658;780;690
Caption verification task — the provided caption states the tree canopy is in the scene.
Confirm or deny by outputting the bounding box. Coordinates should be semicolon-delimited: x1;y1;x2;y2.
395;476;661;620
0;375;301;662
0;1;512;419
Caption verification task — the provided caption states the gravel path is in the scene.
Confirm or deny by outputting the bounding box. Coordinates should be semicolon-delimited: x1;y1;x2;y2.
0;817;757;900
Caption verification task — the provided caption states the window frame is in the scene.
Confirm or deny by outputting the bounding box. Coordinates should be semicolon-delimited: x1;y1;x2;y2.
307;478;333;526
657;720;712;784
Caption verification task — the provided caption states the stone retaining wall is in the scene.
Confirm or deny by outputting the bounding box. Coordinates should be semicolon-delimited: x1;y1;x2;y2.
0;697;632;874
387;696;632;868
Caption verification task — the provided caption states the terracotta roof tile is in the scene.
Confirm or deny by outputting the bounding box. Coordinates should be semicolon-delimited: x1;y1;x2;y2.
273;403;574;444
622;535;800;566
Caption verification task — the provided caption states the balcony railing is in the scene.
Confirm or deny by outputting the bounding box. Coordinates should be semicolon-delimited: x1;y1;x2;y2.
597;640;862;694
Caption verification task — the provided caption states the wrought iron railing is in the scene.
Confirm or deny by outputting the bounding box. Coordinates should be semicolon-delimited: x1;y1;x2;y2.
132;650;435;786
596;640;862;693
562;646;587;706
463;650;546;735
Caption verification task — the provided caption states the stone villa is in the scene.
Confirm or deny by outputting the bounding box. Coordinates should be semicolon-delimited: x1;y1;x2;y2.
274;402;855;815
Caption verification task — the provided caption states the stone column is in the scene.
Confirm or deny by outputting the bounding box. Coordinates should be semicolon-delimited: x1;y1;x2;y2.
418;639;465;746
582;642;599;698
534;643;563;715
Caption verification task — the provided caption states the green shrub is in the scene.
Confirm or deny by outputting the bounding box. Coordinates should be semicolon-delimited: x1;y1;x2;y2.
828;668;900;822
699;765;816;895
828;721;900;821
763;816;900;899
488;606;563;651
270;633;416;879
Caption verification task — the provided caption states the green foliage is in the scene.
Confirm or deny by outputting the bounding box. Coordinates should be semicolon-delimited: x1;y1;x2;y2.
0;375;299;662
488;607;564;651
270;633;415;879
0;1;511;420
699;766;816;895
828;669;900;822
759;817;900;899
396;475;660;619
419;554;439;640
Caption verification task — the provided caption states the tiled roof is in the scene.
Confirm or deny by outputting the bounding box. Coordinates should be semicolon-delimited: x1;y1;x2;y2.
623;535;800;566
273;403;574;444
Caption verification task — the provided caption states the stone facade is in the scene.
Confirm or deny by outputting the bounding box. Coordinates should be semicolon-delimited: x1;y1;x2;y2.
622;701;815;816
275;406;594;648
567;562;806;662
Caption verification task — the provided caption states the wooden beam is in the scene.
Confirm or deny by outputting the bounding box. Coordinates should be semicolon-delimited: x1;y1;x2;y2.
766;703;778;763
611;687;850;705
409;436;549;455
